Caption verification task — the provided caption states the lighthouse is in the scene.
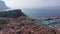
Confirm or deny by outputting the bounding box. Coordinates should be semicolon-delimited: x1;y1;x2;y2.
0;0;10;10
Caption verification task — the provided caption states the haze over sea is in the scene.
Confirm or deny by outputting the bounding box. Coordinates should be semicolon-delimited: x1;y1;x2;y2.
22;8;60;18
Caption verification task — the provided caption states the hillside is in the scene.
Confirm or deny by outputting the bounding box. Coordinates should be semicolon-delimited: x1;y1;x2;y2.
0;16;60;34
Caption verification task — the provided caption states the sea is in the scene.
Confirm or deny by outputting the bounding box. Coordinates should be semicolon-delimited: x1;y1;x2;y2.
22;9;60;18
22;8;60;28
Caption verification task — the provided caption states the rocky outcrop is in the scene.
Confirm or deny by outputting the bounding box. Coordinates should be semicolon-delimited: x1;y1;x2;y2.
0;9;26;18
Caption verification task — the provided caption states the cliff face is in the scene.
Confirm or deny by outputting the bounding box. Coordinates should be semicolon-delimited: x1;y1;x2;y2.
0;9;26;18
0;1;10;10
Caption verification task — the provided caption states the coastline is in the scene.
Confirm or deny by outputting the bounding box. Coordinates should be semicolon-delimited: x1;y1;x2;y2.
0;9;60;34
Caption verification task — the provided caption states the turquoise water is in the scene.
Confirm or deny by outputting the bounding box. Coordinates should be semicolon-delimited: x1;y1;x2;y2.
22;9;60;18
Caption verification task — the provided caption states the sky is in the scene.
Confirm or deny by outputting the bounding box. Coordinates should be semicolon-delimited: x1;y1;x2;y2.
2;0;60;9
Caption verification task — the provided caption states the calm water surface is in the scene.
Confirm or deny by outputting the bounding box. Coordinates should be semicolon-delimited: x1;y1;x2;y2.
22;9;60;18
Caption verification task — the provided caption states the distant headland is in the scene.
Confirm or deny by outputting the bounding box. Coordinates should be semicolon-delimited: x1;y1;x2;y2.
0;0;10;10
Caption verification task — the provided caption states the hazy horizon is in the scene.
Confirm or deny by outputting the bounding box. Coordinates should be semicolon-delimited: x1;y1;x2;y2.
1;0;60;9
